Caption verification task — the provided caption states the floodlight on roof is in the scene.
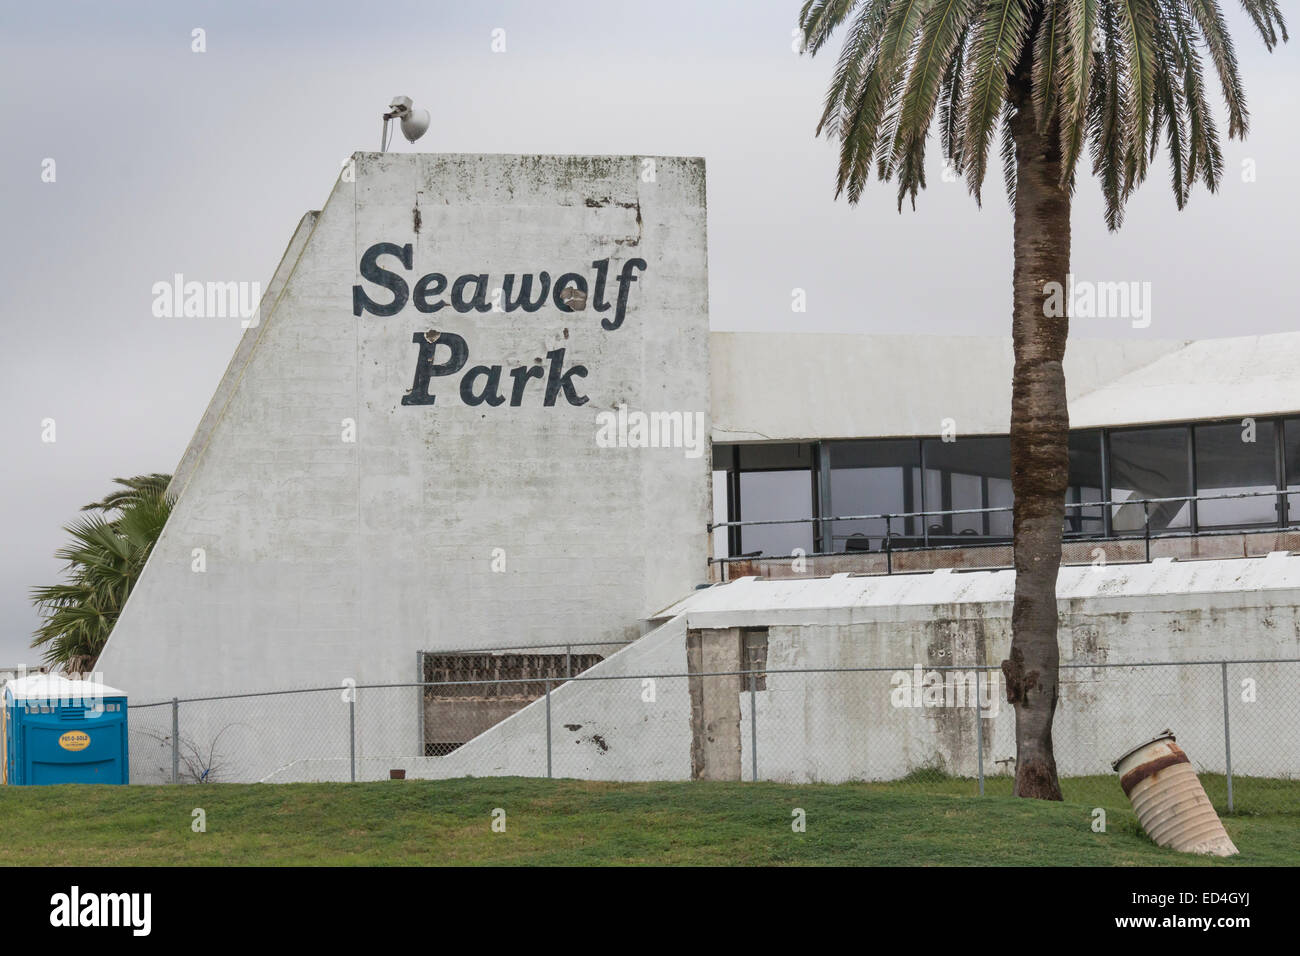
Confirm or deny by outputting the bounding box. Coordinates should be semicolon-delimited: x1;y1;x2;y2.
381;95;430;152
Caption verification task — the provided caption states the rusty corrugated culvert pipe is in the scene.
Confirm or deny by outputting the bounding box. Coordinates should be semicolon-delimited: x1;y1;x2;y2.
1112;730;1238;857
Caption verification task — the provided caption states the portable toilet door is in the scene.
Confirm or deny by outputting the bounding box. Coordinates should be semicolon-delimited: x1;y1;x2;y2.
1;697;9;785
2;674;129;785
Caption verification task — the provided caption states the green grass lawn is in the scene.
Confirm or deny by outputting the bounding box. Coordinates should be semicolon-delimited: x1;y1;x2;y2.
1;776;1295;866
890;769;1292;816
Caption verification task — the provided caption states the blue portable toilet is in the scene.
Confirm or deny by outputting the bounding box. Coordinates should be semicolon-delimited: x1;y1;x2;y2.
2;674;129;785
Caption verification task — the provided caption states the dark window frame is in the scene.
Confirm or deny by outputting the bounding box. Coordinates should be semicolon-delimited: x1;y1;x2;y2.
1065;429;1106;539
1190;417;1284;531
1104;422;1195;535
717;442;817;556
715;415;1300;559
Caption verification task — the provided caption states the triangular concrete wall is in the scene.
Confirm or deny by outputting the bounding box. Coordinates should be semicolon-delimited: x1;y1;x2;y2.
99;153;712;704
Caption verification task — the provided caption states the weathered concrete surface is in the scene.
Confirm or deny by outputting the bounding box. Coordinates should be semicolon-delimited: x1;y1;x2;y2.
424;699;525;749
668;553;1300;624
1067;332;1300;429
709;332;1184;442
128;554;1300;783
100;153;711;777
665;556;1300;782
709;330;1300;443
389;554;1300;787
686;628;743;780
258;613;694;783
102;152;709;689
169;210;320;499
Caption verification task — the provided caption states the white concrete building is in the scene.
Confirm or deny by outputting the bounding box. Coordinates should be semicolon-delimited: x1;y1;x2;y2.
100;152;712;698
96;153;1300;783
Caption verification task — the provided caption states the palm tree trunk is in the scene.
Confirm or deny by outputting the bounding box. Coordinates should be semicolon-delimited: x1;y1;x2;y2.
1002;74;1069;800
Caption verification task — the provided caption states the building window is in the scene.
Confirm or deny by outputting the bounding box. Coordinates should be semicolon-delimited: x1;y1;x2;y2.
737;471;814;556
1066;430;1105;538
1108;426;1191;533
988;476;1013;537
1284;418;1300;526
709;443;815;558
717;417;1300;559
711;468;730;561
824;440;921;551
1194;420;1280;528
921;436;1012;541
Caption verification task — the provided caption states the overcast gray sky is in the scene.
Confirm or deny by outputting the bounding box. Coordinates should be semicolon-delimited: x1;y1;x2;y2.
1;1;1296;664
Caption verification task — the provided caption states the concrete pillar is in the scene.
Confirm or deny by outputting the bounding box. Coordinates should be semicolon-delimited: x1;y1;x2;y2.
686;628;743;780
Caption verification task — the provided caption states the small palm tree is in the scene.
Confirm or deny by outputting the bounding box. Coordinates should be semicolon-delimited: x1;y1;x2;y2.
31;477;174;672
798;1;1286;798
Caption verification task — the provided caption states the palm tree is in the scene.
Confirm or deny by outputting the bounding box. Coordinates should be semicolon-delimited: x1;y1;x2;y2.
798;1;1286;798
31;477;174;673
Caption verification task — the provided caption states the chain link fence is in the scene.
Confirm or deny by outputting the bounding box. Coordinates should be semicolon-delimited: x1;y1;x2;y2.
126;659;1299;815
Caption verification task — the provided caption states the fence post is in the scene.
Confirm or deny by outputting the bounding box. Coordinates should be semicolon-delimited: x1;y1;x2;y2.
416;651;425;758
565;645;571;679
171;697;179;784
349;693;356;783
885;516;893;575
749;671;758;782
545;680;553;779
1220;661;1234;812
975;671;985;796
1143;501;1151;562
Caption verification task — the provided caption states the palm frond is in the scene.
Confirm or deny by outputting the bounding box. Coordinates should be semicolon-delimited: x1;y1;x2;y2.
895;0;981;176
1171;0;1226;192
1237;0;1287;50
1114;0;1158;190
836;0;931;201
813;1;892;139
1032;0;1064;133
1000;100;1019;207
1057;0;1098;189
938;23;972;167
1184;0;1249;137
1089;1;1128;228
31;484;174;669
81;473;173;513
961;0;1034;203
1150;7;1190;204
800;0;866;55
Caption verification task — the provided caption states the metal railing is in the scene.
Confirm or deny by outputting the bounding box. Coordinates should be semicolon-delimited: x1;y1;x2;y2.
709;487;1300;570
